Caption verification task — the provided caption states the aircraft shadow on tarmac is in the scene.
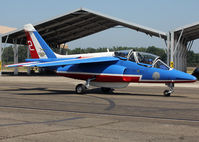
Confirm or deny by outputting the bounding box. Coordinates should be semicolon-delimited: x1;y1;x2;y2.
2;88;74;95
89;88;187;98
1;87;187;98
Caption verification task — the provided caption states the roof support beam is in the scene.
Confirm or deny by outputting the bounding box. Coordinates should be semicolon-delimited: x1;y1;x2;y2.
48;23;115;43
16;14;93;39
174;29;184;54
65;26;111;43
185;33;199;41
37;13;91;32
42;16;99;37
45;20;116;42
182;28;199;37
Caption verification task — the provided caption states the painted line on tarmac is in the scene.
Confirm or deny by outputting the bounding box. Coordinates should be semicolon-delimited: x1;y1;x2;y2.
0;117;84;127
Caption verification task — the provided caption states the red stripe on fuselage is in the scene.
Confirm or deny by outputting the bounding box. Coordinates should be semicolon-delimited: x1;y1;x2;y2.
57;73;140;82
25;32;39;59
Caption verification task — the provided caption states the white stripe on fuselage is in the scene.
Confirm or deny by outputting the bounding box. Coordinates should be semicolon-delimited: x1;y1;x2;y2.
56;71;142;78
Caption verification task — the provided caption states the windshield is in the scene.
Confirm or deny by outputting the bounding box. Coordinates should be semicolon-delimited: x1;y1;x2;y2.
153;60;170;70
114;50;170;70
114;50;131;59
136;52;158;65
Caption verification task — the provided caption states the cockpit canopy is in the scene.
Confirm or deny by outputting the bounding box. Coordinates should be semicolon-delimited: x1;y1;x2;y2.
114;50;170;70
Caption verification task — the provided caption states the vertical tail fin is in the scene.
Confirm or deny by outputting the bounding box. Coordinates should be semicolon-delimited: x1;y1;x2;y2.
24;24;56;59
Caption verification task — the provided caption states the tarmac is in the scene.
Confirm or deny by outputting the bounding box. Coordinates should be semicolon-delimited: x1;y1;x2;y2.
0;76;199;142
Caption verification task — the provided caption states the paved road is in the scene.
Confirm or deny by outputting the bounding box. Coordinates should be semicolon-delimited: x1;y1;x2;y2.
0;76;199;142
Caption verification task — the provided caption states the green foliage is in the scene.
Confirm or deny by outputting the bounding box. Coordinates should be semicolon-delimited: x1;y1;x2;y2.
146;46;167;62
187;51;199;67
2;46;28;65
2;46;14;64
18;46;28;62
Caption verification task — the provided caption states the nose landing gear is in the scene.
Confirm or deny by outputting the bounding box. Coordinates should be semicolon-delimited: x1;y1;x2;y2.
164;83;174;97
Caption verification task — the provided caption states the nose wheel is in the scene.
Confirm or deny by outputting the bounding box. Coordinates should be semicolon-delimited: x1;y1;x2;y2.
164;83;174;97
163;90;171;96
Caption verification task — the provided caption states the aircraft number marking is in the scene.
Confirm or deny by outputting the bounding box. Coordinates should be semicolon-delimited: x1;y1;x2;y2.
27;40;35;51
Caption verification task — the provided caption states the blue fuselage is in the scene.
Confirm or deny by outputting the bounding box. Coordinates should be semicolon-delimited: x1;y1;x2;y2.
53;57;196;83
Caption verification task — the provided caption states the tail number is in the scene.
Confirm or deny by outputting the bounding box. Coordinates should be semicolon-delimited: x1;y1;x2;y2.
28;40;35;51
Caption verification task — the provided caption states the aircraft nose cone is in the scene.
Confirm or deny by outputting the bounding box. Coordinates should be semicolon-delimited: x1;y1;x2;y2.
172;69;197;82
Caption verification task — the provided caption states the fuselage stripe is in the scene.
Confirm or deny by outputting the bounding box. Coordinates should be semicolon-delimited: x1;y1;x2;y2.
56;71;195;83
56;71;142;77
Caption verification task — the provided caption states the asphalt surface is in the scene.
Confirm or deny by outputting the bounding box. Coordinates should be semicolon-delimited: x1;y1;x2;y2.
0;76;199;142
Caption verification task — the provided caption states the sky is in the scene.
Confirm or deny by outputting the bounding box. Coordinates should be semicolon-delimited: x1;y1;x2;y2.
1;0;199;52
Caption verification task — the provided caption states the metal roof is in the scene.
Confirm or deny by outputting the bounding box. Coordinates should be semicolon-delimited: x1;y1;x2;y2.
174;21;199;42
2;8;167;45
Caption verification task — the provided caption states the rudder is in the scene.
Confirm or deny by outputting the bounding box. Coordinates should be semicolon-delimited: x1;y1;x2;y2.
24;24;56;59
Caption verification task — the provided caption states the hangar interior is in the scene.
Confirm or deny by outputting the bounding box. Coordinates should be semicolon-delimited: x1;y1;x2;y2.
0;8;199;75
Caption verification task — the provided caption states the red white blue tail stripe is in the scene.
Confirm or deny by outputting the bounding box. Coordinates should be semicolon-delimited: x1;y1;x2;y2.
24;24;56;59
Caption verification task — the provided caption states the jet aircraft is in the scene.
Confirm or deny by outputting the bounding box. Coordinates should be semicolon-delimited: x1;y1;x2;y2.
6;24;197;96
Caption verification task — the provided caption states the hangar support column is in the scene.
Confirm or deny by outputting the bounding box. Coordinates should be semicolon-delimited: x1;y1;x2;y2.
166;33;171;66
13;40;18;75
0;35;2;76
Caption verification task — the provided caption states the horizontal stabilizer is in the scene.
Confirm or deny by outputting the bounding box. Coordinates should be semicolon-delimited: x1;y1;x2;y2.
5;62;39;68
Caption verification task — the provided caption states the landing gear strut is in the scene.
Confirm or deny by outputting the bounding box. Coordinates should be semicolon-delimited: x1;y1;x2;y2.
164;83;174;97
75;77;96;94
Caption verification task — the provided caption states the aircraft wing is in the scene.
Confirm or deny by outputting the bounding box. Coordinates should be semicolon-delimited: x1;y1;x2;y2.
6;57;119;68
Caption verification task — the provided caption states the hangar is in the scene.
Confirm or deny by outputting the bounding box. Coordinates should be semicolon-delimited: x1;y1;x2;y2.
0;8;198;74
168;23;199;72
0;8;167;75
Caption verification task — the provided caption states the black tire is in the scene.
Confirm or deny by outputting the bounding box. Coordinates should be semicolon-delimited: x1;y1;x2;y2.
101;87;113;93
164;90;171;97
75;84;87;94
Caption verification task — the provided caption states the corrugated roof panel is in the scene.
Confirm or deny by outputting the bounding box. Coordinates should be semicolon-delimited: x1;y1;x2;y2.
174;22;199;42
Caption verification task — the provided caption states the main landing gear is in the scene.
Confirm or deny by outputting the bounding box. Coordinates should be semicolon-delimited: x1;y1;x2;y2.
75;78;95;94
164;83;174;97
75;84;87;94
75;77;114;94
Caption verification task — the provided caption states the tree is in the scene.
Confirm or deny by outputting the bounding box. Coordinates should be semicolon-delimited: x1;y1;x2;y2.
2;46;14;64
146;46;167;62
